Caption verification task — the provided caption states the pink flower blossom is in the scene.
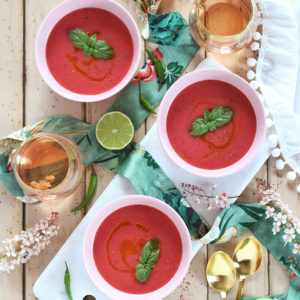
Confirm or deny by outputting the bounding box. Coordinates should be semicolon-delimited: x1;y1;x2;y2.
0;212;59;273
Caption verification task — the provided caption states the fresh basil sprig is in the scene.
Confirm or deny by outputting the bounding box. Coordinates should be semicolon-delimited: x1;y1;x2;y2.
136;238;160;283
190;106;233;137
68;29;114;60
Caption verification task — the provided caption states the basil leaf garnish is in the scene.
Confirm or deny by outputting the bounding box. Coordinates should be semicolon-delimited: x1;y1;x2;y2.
68;29;114;60
190;106;233;137
136;238;160;283
68;29;90;49
93;41;114;59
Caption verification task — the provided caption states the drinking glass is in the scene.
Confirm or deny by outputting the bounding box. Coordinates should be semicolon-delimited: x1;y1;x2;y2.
189;0;258;53
11;132;84;201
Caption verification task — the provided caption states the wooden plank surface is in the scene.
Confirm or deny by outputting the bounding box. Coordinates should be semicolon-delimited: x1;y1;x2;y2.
0;0;297;299
0;1;24;300
24;1;84;299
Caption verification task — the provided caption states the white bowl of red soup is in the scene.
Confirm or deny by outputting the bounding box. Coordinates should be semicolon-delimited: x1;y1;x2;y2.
35;0;141;102
158;68;266;178
82;195;192;300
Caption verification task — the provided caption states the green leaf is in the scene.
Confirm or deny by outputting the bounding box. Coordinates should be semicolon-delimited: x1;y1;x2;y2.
135;239;160;283
68;29;90;49
93;45;114;59
83;47;93;56
88;34;97;47
209;106;233;126
190;118;208;136
206;121;217;131
68;29;114;60
136;264;149;283
190;106;233;137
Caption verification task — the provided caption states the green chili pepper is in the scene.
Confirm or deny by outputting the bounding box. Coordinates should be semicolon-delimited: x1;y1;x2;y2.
145;48;165;91
140;97;157;114
71;166;97;212
64;262;73;300
138;81;157;114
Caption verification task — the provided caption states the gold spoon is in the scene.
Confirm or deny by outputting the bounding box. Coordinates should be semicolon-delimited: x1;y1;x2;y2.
232;237;262;300
206;251;236;300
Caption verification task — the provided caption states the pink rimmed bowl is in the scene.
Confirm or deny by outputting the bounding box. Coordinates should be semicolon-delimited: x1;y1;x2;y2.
82;195;192;300
35;0;141;102
157;68;266;178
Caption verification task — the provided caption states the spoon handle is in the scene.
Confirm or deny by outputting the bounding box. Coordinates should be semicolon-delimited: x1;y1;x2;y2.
236;278;245;300
220;291;227;300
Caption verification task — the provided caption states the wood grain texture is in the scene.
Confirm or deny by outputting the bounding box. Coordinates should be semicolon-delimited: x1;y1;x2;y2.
0;0;23;299
24;1;84;299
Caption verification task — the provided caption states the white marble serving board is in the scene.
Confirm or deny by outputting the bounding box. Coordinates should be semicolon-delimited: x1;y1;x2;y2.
33;59;271;300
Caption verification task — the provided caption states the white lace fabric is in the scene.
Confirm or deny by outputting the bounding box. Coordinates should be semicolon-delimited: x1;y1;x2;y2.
253;0;300;176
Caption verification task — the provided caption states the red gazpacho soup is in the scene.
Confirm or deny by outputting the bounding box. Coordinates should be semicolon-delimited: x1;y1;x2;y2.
46;8;134;95
93;205;182;294
167;80;257;169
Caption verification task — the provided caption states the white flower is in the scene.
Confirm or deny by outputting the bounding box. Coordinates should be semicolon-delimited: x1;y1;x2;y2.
264;189;274;195
48;225;59;237
42;225;51;236
274;212;287;226
180;198;191;208
34;224;42;231
274;200;283;210
260;195;270;205
19;243;29;255
38;221;47;231
193;196;201;204
23;232;34;246
293;243;300;255
265;206;275;219
220;197;231;208
0;259;9;273
31;245;40;256
295;221;300;234
5;245;16;257
31;230;40;242
283;228;296;244
272;222;280;235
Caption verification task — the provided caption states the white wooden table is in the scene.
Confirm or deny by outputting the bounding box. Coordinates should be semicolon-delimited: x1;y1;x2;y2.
0;0;298;299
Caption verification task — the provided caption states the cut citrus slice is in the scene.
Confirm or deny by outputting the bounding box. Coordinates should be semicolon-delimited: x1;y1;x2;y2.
95;111;134;150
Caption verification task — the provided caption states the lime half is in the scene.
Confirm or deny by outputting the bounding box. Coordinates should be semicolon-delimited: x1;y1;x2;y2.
95;111;134;150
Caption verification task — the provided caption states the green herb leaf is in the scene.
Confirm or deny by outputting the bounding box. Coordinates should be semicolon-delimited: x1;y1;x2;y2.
68;29;90;49
93;40;114;59
190;118;209;136
190;106;233;137
136;238;160;283
68;29;114;60
83;47;93;56
88;34;97;47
